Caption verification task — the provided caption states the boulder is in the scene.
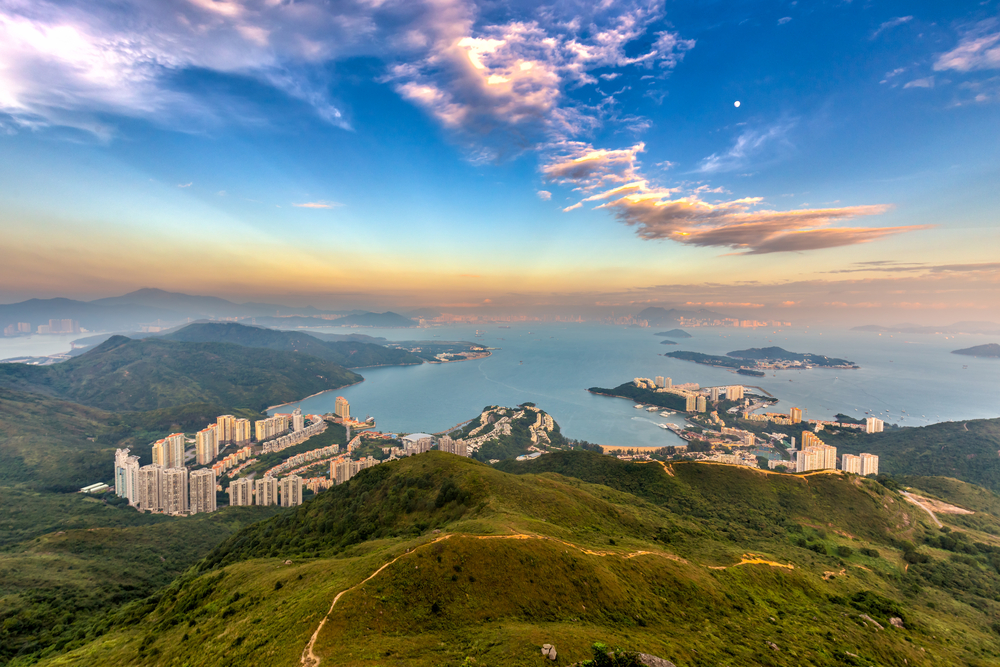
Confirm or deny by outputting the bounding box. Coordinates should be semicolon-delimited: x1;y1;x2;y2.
890;617;905;629
637;653;677;667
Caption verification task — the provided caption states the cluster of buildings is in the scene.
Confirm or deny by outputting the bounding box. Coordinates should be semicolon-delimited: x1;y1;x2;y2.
265;443;341;478
450;405;555;454
633;377;745;413
675;317;792;329
785;431;880;476
227;475;303;507
114;448;218;515
2;319;80;335
260;415;326;455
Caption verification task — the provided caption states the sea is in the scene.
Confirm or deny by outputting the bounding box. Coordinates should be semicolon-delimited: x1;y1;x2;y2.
2;325;996;449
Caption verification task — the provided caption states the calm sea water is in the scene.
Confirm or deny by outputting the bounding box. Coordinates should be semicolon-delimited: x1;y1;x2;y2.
2;325;995;448
264;324;1000;448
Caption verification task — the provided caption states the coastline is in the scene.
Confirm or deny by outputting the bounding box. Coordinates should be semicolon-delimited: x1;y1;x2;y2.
265;378;365;412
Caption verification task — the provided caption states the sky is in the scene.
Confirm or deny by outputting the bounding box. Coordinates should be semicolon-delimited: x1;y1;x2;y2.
1;0;998;324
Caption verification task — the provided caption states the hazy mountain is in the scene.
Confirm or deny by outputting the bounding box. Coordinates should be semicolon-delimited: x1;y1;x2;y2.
91;288;333;319
853;321;1000;335
0;297;179;332
654;329;692;338
161;322;422;368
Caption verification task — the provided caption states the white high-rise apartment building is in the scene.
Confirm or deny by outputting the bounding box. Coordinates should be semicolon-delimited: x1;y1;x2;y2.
865;417;884;434
332;459;352;485
152;433;185;468
727;385;744;401
189;469;217;514
228;477;254;506
293;407;305;432
137;464;165;512
255;477;279;505
280;475;303;507
860;453;879;476
114;448;140;505
216;415;236;444
655;376;665;388
195;426;218;465
162;468;190;514
841;453;862;474
796;444;837;473
437;435;468;457
335;396;350;420
710;387;721;402
234;418;252;446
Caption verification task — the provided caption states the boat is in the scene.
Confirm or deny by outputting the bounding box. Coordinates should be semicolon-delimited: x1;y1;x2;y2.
660;411;674;417
658;423;670;429
647;407;658;412
634;404;646;409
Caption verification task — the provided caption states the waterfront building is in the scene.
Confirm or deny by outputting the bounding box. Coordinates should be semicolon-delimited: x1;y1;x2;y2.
841;453;861;474
137;464;165;512
696;396;707;413
189;469;217;514
710;387;721;402
335;396;350;420
195;425;218;465
255;477;279;506
860;453;880;476
228;477;254;506
114;448;140;505
655;376;665;388
865;417;884;434
280;475;303;507
293;407;305;432
684;393;697;412
727;385;744;401
790;407;802;424
162;468;190;514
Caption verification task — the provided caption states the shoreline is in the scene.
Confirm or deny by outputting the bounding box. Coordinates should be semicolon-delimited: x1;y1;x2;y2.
265;378;365;412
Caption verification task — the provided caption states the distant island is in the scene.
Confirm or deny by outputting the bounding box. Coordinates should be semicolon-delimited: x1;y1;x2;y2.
660;339;678;345
665;347;858;370
655;329;692;338
952;343;1000;358
327;311;417;328
853;321;1000;336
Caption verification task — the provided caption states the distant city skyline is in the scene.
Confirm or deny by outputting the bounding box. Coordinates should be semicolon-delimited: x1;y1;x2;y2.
1;1;998;323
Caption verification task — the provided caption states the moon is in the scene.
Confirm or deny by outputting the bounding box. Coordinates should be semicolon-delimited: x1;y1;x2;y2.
734;101;741;108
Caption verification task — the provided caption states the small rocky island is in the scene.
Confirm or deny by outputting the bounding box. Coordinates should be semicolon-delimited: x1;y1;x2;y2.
665;346;858;370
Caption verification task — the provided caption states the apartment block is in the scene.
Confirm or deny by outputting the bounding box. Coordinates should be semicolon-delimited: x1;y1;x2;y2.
255;477;279;506
189;469;217;514
280;475;303;507
228;477;254;506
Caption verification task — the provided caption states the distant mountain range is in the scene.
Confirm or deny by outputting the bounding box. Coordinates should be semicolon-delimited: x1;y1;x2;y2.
0;288;414;333
636;307;732;326
852;321;1000;335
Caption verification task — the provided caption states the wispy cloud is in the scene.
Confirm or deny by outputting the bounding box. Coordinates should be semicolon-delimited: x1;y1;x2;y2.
536;190;551;200
697;122;795;174
904;77;935;89
934;19;1000;73
828;261;1000;274
292;201;340;209
777;17;792;26
177;182;193;188
872;16;913;40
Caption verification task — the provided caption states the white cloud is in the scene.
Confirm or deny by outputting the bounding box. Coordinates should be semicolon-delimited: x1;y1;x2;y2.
872;16;913;40
903;77;934;89
177;182;193;188
934;20;1000;73
293;201;341;209
536;190;551;200
562;202;582;212
697;122;795;174
777;17;792;26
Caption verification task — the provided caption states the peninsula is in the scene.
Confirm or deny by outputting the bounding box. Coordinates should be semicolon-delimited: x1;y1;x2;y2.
665;347;858;370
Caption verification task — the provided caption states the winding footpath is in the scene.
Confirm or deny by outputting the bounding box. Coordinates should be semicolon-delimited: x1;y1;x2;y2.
298;532;793;666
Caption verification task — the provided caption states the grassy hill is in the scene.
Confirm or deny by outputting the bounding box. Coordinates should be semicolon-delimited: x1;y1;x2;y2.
34;452;1000;667
162;322;423;368
0;336;361;412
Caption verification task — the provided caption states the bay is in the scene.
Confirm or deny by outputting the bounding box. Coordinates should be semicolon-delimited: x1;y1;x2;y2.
269;323;1000;448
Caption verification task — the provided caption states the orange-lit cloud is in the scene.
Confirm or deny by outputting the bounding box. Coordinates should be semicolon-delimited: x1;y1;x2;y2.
292;201;341;209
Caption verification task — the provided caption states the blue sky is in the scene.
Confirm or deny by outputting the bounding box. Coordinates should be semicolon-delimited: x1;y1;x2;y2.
0;0;998;322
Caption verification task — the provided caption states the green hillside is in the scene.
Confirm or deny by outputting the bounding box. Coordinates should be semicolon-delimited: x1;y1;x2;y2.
36;452;1000;667
162;322;423;368
0;336;361;412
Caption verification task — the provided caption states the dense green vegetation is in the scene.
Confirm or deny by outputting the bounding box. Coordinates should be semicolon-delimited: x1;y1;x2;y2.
162;322;423;368
588;383;689;411
0;490;282;666
664;350;744;368
726;346;856;367
0;336;361;412
34;451;1000;666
